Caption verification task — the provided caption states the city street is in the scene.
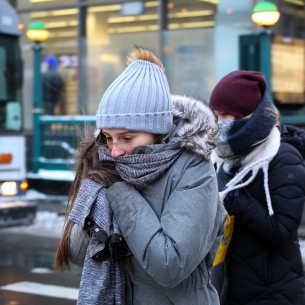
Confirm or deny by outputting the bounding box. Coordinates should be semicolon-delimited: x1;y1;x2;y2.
0;196;81;305
0;0;304;303
1;192;305;305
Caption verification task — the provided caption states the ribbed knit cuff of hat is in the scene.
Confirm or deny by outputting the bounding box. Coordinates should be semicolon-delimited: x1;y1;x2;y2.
96;111;173;134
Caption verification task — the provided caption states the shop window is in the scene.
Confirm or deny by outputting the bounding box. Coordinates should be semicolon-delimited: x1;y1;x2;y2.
272;35;305;105
86;0;218;113
19;8;78;117
86;1;159;115
167;0;216;30
163;0;217;99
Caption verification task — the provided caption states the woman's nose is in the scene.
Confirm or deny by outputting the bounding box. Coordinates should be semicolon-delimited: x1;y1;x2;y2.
111;143;125;158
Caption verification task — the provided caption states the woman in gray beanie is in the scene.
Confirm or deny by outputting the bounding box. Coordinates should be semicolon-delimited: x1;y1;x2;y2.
55;46;226;305
210;70;305;305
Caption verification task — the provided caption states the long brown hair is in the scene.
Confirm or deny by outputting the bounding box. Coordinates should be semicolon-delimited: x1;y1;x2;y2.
54;46;167;270
54;131;119;270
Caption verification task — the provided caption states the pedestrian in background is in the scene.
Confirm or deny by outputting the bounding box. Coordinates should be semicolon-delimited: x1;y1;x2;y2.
55;46;226;305
42;55;64;115
210;70;305;305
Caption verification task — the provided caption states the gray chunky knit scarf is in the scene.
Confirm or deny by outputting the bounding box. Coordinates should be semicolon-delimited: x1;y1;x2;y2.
69;145;182;305
98;145;182;185
69;179;126;305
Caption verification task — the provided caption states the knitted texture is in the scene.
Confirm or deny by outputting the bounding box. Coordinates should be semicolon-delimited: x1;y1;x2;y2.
98;146;181;185
96;60;173;134
210;70;266;118
68;179;125;305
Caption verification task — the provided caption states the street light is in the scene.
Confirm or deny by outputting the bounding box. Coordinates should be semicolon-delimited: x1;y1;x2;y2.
251;1;280;27
26;21;49;173
26;21;50;42
251;1;280;95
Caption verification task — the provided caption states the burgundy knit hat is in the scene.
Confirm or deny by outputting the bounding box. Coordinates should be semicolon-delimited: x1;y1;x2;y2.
210;70;267;119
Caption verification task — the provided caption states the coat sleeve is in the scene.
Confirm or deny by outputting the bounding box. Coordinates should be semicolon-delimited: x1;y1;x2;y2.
106;160;221;288
226;147;305;244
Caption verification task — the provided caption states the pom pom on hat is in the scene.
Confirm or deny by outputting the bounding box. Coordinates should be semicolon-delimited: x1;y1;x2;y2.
96;46;173;134
210;70;267;119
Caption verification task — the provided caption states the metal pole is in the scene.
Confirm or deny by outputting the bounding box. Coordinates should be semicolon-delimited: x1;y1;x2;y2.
158;0;168;62
259;30;272;96
77;0;88;114
32;42;43;173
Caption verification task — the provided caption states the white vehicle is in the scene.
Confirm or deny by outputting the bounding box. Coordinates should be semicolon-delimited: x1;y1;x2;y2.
0;0;36;227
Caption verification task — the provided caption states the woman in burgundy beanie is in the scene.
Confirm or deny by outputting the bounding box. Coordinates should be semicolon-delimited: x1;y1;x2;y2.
210;70;266;119
210;70;305;305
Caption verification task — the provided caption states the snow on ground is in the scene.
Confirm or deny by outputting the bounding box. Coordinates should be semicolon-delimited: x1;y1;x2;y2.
1;211;64;238
0;211;65;238
25;189;49;200
25;189;69;201
27;169;75;182
0;189;66;238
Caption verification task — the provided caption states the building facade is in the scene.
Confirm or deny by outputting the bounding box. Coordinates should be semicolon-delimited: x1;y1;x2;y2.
10;0;305;130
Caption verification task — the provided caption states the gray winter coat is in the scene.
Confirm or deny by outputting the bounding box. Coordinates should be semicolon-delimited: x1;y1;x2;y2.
106;95;226;305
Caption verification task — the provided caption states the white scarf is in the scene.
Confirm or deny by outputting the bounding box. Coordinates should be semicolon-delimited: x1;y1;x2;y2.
217;127;281;216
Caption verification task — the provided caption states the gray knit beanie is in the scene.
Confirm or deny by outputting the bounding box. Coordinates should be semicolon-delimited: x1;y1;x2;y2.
96;59;173;134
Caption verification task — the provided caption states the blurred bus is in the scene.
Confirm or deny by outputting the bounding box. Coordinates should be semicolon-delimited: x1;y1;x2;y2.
0;0;36;227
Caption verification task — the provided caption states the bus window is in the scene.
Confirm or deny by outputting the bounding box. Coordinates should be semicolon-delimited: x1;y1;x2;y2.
0;35;22;131
5;102;22;130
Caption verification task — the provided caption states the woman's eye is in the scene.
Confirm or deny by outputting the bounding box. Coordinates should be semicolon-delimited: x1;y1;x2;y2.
123;137;132;142
105;137;112;142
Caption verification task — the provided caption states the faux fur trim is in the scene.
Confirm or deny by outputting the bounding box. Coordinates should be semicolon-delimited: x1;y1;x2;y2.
171;95;219;160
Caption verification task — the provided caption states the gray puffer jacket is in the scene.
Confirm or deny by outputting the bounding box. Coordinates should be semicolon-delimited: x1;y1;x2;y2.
106;95;226;305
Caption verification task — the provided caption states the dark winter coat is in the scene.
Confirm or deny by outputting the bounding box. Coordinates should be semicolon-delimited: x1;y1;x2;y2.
217;124;305;305
42;69;63;103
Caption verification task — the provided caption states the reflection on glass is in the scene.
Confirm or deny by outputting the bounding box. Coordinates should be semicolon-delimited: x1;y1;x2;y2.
272;35;305;105
163;28;215;99
21;7;78;116
86;1;160;114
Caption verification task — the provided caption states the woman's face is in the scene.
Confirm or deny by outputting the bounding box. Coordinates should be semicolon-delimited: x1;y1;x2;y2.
214;110;236;121
102;128;155;158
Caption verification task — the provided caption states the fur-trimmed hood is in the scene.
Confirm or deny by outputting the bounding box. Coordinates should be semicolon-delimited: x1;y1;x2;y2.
171;94;218;160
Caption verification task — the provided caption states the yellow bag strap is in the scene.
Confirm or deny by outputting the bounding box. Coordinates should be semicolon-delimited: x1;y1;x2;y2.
213;215;235;267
